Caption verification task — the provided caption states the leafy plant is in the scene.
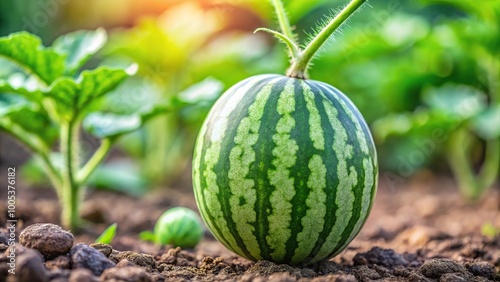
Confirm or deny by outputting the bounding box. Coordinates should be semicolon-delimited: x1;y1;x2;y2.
372;0;500;200
140;207;204;248
95;223;117;244
0;29;167;229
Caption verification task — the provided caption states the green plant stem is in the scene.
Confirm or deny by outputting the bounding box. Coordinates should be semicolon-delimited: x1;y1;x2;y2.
477;138;500;192
271;0;297;47
60;120;81;229
77;138;112;184
447;129;477;199
448;129;500;200
287;0;366;78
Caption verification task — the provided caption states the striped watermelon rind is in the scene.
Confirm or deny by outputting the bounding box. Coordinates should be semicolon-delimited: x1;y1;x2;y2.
193;74;378;265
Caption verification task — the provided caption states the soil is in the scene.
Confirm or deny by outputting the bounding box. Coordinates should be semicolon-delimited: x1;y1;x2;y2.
0;169;499;281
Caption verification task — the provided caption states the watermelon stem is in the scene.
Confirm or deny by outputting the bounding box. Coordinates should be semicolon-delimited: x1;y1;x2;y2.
287;0;367;79
254;28;300;59
271;0;298;50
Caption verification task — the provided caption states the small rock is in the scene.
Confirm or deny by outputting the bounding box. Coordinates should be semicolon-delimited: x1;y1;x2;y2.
70;243;115;276
112;251;156;270
419;259;469;279
69;268;99;282
16;248;49;282
101;266;152;282
466;262;495;280
90;243;113;257
45;255;71;270
19;223;74;259
353;247;410;267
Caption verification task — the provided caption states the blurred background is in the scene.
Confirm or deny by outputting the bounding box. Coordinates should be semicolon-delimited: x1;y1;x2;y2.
0;0;499;198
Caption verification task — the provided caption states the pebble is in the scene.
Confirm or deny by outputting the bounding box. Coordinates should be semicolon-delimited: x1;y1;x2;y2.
19;223;74;259
70;243;115;276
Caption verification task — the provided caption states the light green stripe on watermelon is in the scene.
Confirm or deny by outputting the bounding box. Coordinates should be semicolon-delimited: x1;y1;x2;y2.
228;77;281;260
200;77;266;256
266;79;298;262
302;81;325;150
291;154;327;263
308;98;357;264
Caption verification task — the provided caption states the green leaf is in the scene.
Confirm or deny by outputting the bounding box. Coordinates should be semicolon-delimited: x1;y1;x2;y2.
95;223;117;244
83;100;171;139
83;113;141;139
53;28;108;74
423;84;488;121
0;73;45;103
470;105;500;140
88;161;147;196
178;77;223;104
0;32;65;85
46;65;138;117
0;98;57;148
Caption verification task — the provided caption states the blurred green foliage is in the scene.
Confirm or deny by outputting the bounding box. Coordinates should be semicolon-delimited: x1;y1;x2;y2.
1;0;499;198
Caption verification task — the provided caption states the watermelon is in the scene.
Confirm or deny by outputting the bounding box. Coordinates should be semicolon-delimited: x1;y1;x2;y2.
192;74;378;265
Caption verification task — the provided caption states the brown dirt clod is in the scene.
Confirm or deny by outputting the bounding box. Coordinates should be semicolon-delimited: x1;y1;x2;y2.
352;247;416;268
90;243;113;257
419;259;470;279
19;223;74;259
111;251;156;270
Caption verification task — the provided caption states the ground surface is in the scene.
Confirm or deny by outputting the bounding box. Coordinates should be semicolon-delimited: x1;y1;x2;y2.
0;171;499;281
